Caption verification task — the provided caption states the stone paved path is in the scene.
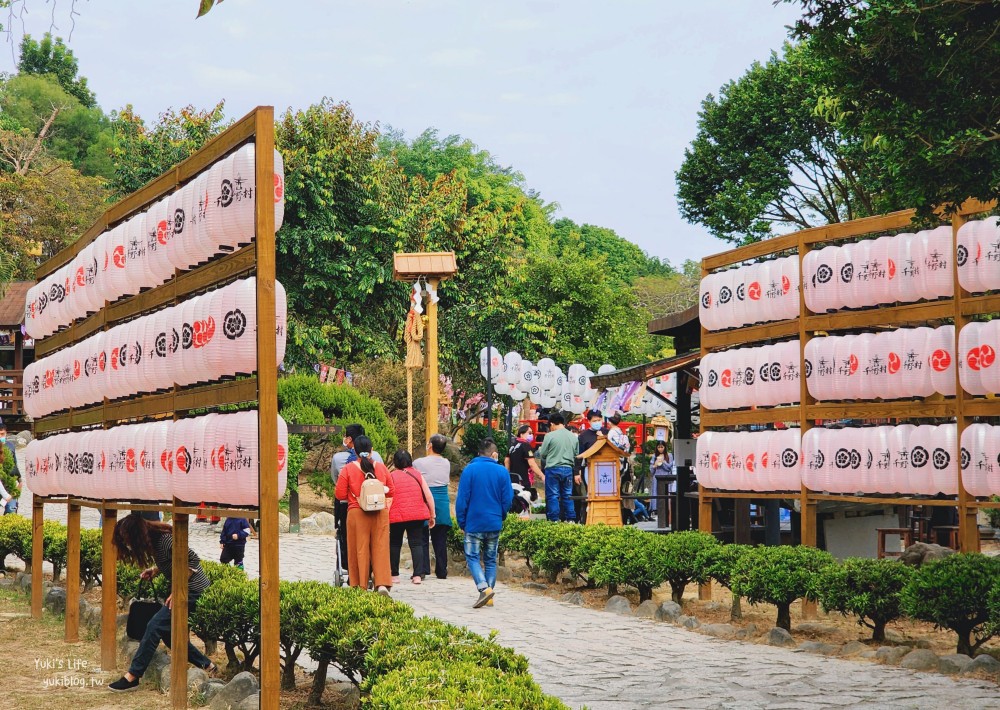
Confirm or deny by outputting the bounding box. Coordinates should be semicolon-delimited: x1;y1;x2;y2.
16;477;1000;709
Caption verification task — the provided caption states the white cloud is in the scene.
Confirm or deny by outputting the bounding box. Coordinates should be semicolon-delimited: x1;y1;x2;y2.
427;48;482;67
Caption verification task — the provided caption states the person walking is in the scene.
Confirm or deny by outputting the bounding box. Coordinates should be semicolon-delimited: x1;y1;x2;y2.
455;439;513;608
574;410;608;523
505;425;542;488
219;516;253;570
334;435;394;595
330;424;384;581
0;419;20;514
536;412;578;522
413;433;452;579
649;440;674;518
388;449;435;584
108;513;218;692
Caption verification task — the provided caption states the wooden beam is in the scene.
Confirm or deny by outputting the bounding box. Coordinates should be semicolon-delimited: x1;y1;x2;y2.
806;400;955;420
962;293;1000;318
701;319;798;350
701;407;800;428
253;107;281;710
808;494;961;506
170;510;190;709
698;490;796;500
101;507;117;671
804;299;954;332
65;503;81;642
31;496;43;619
702;232;800;271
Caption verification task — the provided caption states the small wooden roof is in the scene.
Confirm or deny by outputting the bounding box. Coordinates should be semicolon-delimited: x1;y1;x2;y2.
393;252;458;280
0;281;31;328
577;435;627;460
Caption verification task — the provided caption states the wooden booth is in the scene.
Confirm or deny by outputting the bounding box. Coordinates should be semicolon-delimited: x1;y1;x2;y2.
0;281;33;420
578;436;626;526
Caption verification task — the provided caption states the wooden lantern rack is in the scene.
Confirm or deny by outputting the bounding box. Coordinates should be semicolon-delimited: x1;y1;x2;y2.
698;199;1000;569
28;107;281;710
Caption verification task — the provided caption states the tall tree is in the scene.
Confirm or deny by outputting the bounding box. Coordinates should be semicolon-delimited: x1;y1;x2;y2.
781;0;1000;216
18;33;97;108
549;218;674;282
108;102;228;197
676;41;894;245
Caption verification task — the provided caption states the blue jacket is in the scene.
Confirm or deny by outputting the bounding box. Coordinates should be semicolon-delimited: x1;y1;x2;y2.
220;518;251;545
455;456;514;534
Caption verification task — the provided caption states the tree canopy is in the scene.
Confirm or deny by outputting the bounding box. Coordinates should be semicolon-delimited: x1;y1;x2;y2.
18;33;97;108
781;0;1000;216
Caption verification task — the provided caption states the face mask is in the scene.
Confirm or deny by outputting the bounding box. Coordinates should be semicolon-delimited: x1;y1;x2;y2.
590;421;602;431
492;453;499;462
523;434;534;443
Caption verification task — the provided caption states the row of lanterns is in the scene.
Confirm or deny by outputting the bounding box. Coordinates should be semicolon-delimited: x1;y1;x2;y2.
698;424;1000;497
700;341;801;410
478;349;672;417
695;429;802;492
805;326;957;401
23;411;289;505
22;277;287;418
24;145;286;339
699;255;799;332
803;227;954;313
802;425;958;495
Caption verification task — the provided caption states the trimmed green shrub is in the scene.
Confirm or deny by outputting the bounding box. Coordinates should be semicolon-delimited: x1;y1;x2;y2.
361;617;529;692
656;531;717;605
696;543;752;620
532;522;581;582
985;496;1000;529
285;433;307;495
458;423;509;461
200;558;247;585
190;575;260;671
988;580;1000;636
814;558;913;642
279;580;339;690
901;553;1000;656
302;586;414;703
498;515;531;559
80;528;102;591
568;524;619;588
590;526;670;602
731;545;835;631
116;562;168;605
279;401;325;427
447;518;465;556
0;445;17;497
364;660;568;710
0;513;30;569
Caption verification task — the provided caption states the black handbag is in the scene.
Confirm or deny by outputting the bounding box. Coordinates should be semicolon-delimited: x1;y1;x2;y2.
126;579;164;641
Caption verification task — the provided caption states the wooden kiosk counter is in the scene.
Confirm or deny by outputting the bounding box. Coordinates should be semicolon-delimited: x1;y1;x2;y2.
27;107;282;710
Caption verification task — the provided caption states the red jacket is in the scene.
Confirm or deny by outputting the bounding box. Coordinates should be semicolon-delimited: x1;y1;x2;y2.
335;460;395;511
388;467;431;523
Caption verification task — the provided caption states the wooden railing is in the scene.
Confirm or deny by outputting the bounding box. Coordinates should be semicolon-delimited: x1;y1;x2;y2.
0;369;23;416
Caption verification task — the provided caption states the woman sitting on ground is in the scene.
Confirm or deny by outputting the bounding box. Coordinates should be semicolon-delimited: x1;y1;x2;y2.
109;513;218;692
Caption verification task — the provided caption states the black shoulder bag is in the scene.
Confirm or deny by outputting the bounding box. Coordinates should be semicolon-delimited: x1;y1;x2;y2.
126;578;164;641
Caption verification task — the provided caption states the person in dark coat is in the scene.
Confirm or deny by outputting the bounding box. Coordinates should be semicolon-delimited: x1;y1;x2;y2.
574;410;607;523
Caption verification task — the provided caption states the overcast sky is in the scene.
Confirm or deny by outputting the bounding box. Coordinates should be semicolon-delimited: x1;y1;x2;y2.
2;0;801;268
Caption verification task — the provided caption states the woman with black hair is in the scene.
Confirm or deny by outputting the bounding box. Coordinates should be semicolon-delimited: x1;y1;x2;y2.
334;435;395;594
388;449;435;584
108;514;217;692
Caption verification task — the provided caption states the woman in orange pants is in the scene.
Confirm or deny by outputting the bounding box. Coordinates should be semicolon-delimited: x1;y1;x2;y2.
334;435;395;594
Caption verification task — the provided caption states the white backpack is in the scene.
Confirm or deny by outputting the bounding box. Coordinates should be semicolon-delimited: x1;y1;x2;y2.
358;471;387;512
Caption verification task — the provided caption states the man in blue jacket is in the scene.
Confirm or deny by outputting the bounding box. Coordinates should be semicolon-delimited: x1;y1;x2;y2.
455;438;513;608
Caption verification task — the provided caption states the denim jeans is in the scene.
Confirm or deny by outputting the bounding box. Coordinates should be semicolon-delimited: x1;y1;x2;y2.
544;466;575;522
128;594;212;678
464;530;500;592
4;499;17;515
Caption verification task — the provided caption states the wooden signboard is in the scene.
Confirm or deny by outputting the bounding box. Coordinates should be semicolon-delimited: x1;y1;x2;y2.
579;436;625;526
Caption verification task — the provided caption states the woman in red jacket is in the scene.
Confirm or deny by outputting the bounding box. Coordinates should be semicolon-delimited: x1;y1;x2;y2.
388;449;436;584
334;435;395;594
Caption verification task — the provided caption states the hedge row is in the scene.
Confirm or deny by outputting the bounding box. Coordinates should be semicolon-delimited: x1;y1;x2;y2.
183;565;565;708
500;517;1000;655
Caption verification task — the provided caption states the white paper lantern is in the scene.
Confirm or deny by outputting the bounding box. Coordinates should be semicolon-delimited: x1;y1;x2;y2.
929;424;958;496
479;346;503;383
919;226;954;300
976;217;1000;292
960;423;988;497
928;325;956;396
895;233;924;304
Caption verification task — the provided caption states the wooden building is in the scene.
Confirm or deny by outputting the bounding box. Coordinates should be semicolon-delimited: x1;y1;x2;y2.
0;281;33;420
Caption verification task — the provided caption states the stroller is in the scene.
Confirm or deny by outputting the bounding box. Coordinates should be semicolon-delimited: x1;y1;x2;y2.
510;473;538;517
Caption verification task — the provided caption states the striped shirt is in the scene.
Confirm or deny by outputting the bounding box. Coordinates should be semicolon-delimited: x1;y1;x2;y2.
151;531;211;595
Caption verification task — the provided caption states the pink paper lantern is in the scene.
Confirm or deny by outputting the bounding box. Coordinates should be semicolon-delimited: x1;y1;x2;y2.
731;266;750;329
956;218;984;294
274;149;286;233
976;217;1000;292
984;425;1000;497
807;246;839;313
772;428;802;491
929;424;958;496
276;280;288;366
699;353;717;411
696;431;714;489
104;224;131;302
805;337;832;402
928;325;956;396
960;423;989;498
900;327;934;398
144;198;176;286
854;333;877;401
835;243;857;310
959;322;986;395
843;241;870;309
895;233;924;304
277;415;289;500
831;335;860;401
888;425;916;495
909;424;938;495
802;427;826;492
868;235;896;304
776;256;800;321
715;269;736;330
919;226;954;300
700;273;718;331
980;320;1000;396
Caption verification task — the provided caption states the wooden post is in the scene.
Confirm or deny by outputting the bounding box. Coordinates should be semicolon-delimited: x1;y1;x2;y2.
101;506;117;671
797;236;819;619
951;209;979;553
65;503;81;642
698;489;713;600
424;278;440;440
254;108;281;710
170;510;190;709
31;496;43;619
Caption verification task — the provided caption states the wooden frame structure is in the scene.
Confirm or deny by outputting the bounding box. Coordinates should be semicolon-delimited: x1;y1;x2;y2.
698;200;1000;571
29;107;281;710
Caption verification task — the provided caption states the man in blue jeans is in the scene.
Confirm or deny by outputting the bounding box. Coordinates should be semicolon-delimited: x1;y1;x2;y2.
536;412;578;522
455;438;513;608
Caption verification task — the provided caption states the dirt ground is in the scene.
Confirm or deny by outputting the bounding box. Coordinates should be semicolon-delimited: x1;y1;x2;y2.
500;539;1000;666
